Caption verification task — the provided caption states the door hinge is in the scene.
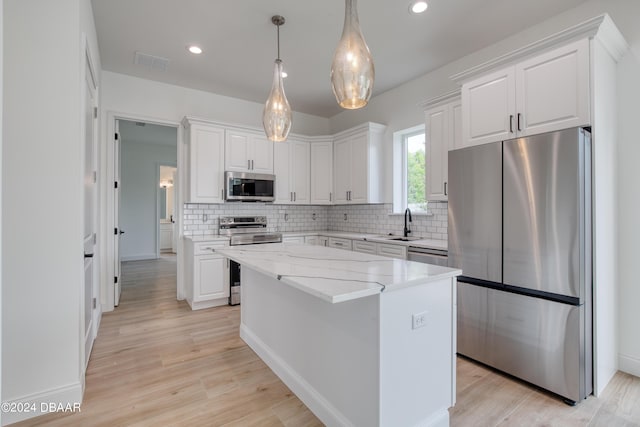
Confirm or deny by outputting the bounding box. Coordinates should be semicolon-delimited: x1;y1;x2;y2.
114;276;118;284
114;227;118;235
93;107;98;119
114;181;118;189
92;298;97;309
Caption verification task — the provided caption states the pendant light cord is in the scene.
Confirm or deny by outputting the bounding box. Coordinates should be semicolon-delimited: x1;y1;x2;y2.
277;23;281;61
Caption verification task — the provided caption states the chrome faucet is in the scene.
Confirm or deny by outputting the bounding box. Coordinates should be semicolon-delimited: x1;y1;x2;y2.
404;208;412;238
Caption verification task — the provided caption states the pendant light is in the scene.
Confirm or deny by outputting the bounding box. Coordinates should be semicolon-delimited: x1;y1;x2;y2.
330;0;375;109
263;15;292;142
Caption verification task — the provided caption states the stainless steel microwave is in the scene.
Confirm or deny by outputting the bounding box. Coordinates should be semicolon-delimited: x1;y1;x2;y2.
224;171;275;202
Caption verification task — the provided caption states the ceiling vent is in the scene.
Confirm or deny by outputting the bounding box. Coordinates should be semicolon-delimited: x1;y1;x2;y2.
133;51;169;72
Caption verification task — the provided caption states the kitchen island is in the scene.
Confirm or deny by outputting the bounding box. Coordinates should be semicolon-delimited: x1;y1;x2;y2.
215;243;461;427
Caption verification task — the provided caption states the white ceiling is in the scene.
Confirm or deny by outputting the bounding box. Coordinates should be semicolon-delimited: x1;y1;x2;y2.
92;0;589;118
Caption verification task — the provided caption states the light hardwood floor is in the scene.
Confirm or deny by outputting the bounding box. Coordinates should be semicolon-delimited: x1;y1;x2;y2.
14;256;640;426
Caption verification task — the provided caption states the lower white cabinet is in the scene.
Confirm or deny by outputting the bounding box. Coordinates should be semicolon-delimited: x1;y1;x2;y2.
377;243;407;259
185;239;230;310
318;236;329;247
160;223;173;250
327;236;408;259
304;236;319;245
283;236;305;244
328;237;352;251
352;240;377;254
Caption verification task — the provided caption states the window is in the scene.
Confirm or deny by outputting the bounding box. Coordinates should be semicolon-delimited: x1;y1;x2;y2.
393;125;428;214
406;131;427;212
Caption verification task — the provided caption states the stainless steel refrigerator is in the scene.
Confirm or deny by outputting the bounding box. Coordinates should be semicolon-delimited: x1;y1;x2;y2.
448;127;592;404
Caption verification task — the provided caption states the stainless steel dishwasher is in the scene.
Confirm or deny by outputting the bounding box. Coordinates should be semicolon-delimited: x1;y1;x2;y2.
407;246;448;266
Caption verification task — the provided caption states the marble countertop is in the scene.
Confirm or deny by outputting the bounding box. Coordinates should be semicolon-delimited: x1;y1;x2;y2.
215;243;461;304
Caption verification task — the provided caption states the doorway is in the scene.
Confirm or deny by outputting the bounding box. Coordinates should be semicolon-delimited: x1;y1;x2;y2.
158;165;177;256
114;119;178;306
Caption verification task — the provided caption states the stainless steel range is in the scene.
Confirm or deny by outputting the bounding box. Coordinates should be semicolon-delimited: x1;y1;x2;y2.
219;216;282;305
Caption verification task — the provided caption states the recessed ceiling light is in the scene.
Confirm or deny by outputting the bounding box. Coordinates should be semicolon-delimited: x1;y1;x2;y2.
409;1;428;14
187;45;202;55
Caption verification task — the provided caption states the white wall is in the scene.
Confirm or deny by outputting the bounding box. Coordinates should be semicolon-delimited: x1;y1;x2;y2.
617;41;640;377
102;71;331;136
0;0;4;421
120;139;177;260
2;0;101;423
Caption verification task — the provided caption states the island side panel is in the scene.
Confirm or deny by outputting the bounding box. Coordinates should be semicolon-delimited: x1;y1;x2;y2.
240;267;380;427
379;277;455;427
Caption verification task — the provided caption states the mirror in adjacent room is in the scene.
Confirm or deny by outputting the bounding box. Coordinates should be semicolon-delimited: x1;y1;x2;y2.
159;165;177;223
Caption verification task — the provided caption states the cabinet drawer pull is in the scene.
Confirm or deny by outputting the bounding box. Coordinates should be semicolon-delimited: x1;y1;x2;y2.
248;159;251;170
294;192;296;202
444;182;447;196
509;115;514;133
517;113;522;132
329;192;332;202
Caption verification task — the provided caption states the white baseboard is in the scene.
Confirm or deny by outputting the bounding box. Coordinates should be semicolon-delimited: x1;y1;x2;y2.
619;353;640;378
121;253;157;261
240;324;354;427
2;382;82;426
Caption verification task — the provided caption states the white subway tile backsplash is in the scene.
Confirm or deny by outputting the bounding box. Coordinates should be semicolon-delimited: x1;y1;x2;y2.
182;202;448;241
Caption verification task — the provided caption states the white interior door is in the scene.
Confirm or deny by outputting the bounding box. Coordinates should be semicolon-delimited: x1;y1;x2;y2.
83;59;97;367
114;120;122;306
171;169;178;253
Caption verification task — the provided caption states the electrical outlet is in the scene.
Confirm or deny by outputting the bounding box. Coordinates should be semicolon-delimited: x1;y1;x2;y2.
412;311;428;329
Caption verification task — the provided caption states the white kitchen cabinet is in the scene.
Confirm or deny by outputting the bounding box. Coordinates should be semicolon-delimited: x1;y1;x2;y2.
328;237;352;251
333;123;386;205
461;39;589;147
352;240;376;255
182;118;225;203
283;236;305;244
423;94;461;202
160;222;173;250
310;140;333;204
274;139;310;204
225;130;274;174
377;243;407;260
304;236;319;245
317;236;329;247
185;239;230;310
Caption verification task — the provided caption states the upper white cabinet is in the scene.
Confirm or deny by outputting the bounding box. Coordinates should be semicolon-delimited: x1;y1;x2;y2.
333;123;386;205
225;130;274;174
274;139;310;204
182;118;225;203
310;140;333;205
422;93;461;201
461;39;590;147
